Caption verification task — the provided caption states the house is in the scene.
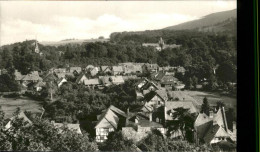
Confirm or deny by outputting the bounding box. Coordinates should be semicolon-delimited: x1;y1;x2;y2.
15;70;43;87
100;66;112;74
160;75;179;88
86;65;95;71
122;112;165;143
76;73;88;84
119;63;143;74
5;111;32;130
33;81;46;91
112;66;124;75
122;75;138;81
136;78;159;92
55;72;74;79
52;122;82;134
57;77;67;88
53;68;67;73
84;78;101;88
176;66;186;75
0;69;8;75
69;67;82;75
194;107;236;145
90;67;99;76
143;90;167;108
111;76;124;85
99;76;125;86
142;64;159;72
94;105;127;142
164;101;198;120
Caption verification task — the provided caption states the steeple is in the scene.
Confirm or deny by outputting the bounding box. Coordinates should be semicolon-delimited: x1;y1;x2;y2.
34;40;40;53
158;37;164;50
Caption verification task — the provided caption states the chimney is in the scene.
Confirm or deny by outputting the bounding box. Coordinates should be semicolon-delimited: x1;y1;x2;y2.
135;117;139;124
209;111;214;118
149;113;152;122
164;102;167;125
125;108;130;125
222;106;228;132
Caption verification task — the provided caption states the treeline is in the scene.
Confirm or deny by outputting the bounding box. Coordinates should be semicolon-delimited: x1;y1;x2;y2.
0;30;236;86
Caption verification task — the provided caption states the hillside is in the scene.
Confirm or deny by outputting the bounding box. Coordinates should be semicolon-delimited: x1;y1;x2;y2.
164;9;236;31
40;38;109;46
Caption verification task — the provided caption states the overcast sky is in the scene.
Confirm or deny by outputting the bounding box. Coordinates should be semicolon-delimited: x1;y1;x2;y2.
0;1;236;45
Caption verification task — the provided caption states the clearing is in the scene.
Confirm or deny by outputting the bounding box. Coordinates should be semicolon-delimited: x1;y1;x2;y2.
0;96;42;118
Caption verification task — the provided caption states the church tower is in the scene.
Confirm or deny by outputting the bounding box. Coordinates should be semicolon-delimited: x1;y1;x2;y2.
34;40;40;53
158;37;164;50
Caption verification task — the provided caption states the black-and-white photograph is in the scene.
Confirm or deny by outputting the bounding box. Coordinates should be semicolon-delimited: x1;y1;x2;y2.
0;1;238;151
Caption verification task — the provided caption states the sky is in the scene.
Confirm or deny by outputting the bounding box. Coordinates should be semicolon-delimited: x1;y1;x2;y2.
0;1;236;45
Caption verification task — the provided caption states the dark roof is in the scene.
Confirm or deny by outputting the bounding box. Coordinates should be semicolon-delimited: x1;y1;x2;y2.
203;124;221;143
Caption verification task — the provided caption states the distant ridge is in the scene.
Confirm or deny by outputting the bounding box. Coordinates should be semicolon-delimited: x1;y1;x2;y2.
164;9;236;31
40;38;109;46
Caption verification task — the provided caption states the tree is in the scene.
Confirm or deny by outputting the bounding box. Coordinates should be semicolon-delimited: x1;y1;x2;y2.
138;129;167;152
100;131;134;151
216;61;236;83
0;109;98;151
201;97;210;115
166;107;196;142
216;101;225;110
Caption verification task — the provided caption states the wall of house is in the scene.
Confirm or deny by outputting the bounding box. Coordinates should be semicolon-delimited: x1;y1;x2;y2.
95;128;114;142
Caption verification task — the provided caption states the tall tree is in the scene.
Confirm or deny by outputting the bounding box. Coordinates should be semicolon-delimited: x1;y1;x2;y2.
200;97;210;115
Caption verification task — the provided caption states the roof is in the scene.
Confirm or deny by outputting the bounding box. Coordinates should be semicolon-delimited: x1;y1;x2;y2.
33;81;46;88
101;66;111;72
84;78;100;85
86;65;95;70
95;105;126;129
69;67;82;73
75;73;87;84
165;101;198;116
21;71;42;81
5;111;32;129
112;66;123;72
168;91;195;101
109;105;127;117
53;123;82;134
203;124;230;143
122;75;138;81
194;113;212;127
111;76;124;84
144;91;166;103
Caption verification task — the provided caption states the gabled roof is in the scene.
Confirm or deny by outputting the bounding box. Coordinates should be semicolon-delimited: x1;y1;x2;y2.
95;105;126;129
21;71;42;81
5;111;32;129
69;67;82;73
76;73;87;84
109;105;127;117
101;66;111;72
53;123;82;134
194;113;212;127
203;124;230;143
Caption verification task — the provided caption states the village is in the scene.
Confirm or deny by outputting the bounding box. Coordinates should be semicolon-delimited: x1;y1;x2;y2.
0;41;237;150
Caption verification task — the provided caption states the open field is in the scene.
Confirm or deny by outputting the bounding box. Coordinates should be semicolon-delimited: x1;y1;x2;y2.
185;91;236;108
0;96;42;118
169;90;236;112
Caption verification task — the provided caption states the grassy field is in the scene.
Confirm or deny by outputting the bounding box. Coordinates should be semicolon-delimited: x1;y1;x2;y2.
169;90;236;111
0;96;42;118
185;91;236;108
